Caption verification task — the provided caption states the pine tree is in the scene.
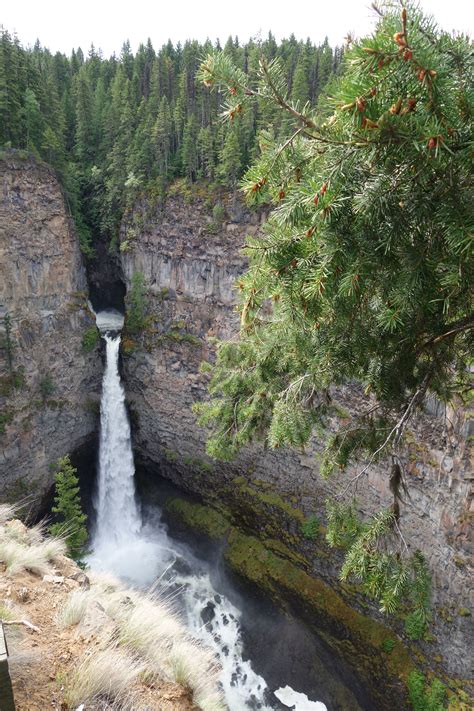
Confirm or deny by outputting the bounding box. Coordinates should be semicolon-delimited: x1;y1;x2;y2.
181;114;198;180
49;456;88;560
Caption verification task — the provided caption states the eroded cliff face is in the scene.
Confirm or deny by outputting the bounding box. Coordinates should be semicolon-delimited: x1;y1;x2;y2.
120;190;473;688
0;152;102;507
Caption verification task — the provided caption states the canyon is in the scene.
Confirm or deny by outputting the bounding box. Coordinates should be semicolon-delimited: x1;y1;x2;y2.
1;152;472;708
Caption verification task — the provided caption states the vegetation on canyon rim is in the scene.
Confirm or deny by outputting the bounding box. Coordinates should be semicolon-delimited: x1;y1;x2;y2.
0;26;341;255
195;2;473;628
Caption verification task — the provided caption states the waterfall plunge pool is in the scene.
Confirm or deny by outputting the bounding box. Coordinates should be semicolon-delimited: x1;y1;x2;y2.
83;313;375;711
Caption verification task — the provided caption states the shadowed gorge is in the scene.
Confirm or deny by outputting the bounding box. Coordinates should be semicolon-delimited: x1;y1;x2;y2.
0;5;473;710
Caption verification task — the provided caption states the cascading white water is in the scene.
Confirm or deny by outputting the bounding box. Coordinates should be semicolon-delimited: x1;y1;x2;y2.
94;334;141;544
88;310;327;711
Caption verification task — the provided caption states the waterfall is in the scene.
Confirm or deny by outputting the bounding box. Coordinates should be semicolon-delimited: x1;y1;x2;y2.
94;334;141;544
88;316;163;586
88;310;327;711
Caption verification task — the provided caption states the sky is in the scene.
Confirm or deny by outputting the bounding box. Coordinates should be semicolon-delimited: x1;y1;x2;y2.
1;0;472;56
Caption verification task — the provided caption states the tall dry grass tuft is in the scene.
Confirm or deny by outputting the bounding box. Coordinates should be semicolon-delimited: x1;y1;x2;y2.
167;639;224;710
0;527;66;576
57;589;96;628
63;648;144;708
0;504;16;525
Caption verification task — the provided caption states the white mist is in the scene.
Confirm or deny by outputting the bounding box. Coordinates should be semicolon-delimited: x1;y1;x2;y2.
87;311;327;711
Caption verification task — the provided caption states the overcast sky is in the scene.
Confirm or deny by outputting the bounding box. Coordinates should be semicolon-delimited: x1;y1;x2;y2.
2;0;472;56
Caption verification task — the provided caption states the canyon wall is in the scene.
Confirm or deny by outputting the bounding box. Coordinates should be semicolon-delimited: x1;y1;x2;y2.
0;152;102;508
120;190;473;683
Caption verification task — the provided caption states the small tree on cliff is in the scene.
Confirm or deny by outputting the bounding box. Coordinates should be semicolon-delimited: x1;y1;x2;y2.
125;272;148;335
195;3;473;623
49;456;88;560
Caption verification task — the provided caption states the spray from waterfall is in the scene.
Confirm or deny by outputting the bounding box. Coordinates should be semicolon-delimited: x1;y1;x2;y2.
88;309;327;711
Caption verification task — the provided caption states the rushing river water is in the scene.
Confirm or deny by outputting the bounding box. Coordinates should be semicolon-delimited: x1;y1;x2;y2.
86;310;367;711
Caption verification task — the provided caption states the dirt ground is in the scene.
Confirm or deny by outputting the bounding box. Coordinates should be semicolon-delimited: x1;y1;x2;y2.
0;556;197;711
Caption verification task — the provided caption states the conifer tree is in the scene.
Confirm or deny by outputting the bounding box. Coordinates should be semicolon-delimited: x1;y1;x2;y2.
218;126;241;190
0;28;341;254
49;455;88;560
23;88;44;152
196;3;473;618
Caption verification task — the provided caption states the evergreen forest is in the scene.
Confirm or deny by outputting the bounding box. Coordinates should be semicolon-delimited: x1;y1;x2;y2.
0;29;342;254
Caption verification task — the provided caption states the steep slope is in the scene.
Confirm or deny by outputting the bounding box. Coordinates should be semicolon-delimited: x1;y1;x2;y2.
0;506;222;710
120;189;473;690
0;151;102;509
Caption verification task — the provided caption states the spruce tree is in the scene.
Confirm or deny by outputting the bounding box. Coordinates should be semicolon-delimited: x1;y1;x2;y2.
49;456;88;560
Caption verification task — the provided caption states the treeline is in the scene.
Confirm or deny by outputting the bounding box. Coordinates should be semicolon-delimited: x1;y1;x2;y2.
0;29;343;252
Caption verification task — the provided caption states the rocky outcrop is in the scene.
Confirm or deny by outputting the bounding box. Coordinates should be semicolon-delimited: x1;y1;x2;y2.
120;189;473;690
0;151;102;508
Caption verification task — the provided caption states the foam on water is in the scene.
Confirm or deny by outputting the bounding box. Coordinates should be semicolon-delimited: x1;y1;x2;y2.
88;313;327;710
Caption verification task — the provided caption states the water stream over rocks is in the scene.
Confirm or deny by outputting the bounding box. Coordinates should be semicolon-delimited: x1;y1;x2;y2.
86;310;364;711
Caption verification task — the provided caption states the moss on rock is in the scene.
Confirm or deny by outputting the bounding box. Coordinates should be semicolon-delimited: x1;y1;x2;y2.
165;497;230;538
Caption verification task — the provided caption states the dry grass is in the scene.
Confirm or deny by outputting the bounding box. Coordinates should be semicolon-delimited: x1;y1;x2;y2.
115;595;181;662
167;640;224;711
63;648;144;708
0;524;66;576
0;503;16;525
57;589;95;628
2;516;225;711
58;578;226;710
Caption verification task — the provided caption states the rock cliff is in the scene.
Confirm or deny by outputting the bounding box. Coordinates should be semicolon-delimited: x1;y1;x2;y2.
120;189;473;688
0;151;102;508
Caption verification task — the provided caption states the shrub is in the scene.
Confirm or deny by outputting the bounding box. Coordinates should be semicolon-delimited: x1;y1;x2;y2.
405;609;428;640
39;373;55;400
381;638;395;654
81;326;99;353
212;202;225;222
301;514;320;540
0;410;14;434
125;272;148;335
407;671;447;711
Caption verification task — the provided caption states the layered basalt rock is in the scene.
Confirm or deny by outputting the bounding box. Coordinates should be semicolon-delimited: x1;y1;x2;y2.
0;152;102;508
120;189;473;686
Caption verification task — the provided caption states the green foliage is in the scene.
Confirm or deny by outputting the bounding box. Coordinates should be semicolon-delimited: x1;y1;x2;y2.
0;368;25;397
1;28;341;251
326;501;432;622
81;326;100;352
405;610;428;640
48;455;88;560
0;410;14;435
301;514;320;540
195;3;472;620
381;638;395;654
2;313;14;373
125;272;148;335
39;373;55;401
212;202;226;222
407;671;447;711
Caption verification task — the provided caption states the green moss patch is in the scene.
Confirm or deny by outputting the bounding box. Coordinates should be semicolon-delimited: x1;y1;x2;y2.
225;529;414;683
165;498;230;538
